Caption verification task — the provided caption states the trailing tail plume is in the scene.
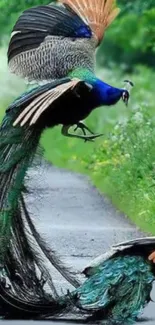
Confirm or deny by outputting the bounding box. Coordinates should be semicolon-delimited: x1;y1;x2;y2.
0;78;87;316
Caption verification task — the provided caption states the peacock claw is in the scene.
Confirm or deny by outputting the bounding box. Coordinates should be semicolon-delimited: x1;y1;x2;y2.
62;124;103;142
74;122;95;136
84;133;103;142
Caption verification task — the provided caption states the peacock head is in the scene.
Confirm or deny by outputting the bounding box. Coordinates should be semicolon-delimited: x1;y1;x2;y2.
122;80;134;106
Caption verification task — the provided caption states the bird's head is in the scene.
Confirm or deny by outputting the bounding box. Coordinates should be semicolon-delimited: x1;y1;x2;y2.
122;90;129;106
122;80;134;106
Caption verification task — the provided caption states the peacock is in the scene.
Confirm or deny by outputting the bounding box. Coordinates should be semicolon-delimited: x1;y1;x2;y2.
7;0;133;141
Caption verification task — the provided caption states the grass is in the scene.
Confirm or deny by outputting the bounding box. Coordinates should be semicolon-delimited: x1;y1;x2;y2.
1;47;155;234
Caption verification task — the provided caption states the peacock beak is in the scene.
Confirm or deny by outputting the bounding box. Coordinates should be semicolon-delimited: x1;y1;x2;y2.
124;98;128;107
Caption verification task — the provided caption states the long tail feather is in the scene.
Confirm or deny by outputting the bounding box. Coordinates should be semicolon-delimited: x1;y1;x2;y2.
59;0;120;43
20;195;80;288
0;84;80;316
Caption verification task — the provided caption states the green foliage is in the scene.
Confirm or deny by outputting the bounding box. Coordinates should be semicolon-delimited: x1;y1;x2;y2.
118;0;154;13
98;2;155;69
83;104;155;232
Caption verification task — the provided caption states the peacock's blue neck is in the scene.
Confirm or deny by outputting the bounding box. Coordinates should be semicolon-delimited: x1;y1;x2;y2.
90;78;124;107
69;68;124;107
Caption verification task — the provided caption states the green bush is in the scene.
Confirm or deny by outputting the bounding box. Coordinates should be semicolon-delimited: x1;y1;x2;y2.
98;3;155;69
83;104;155;233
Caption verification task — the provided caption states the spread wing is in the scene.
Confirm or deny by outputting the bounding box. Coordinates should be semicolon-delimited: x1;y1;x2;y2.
8;4;92;62
10;78;91;127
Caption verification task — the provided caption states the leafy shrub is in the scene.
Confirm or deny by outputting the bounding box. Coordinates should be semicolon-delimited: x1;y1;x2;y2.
98;2;155;69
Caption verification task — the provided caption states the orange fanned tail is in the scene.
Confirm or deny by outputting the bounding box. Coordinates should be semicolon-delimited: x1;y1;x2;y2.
58;0;120;43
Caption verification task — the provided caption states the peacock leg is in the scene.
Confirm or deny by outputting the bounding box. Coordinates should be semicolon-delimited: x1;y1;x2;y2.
74;122;95;135
61;125;103;142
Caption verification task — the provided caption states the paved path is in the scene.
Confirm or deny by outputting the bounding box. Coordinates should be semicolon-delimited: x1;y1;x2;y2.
2;163;155;324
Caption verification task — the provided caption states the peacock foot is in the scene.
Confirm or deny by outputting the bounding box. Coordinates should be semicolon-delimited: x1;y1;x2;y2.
62;124;103;142
74;122;94;135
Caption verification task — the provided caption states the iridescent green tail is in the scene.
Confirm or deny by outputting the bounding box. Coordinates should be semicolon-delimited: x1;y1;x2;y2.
73;255;154;324
0;82;80;317
0;120;39;262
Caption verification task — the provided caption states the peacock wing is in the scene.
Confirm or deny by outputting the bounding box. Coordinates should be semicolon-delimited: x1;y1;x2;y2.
8;4;92;63
11;78;92;127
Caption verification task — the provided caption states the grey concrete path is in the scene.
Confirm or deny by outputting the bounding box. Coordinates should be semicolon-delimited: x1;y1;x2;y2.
2;162;155;324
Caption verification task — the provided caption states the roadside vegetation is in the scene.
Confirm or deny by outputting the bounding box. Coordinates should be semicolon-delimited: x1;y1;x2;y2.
0;0;155;233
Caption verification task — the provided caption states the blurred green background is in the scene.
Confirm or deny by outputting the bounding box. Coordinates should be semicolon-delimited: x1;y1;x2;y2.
0;0;155;233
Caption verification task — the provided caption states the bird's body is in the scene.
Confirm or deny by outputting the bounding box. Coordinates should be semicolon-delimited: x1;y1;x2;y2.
11;70;128;129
